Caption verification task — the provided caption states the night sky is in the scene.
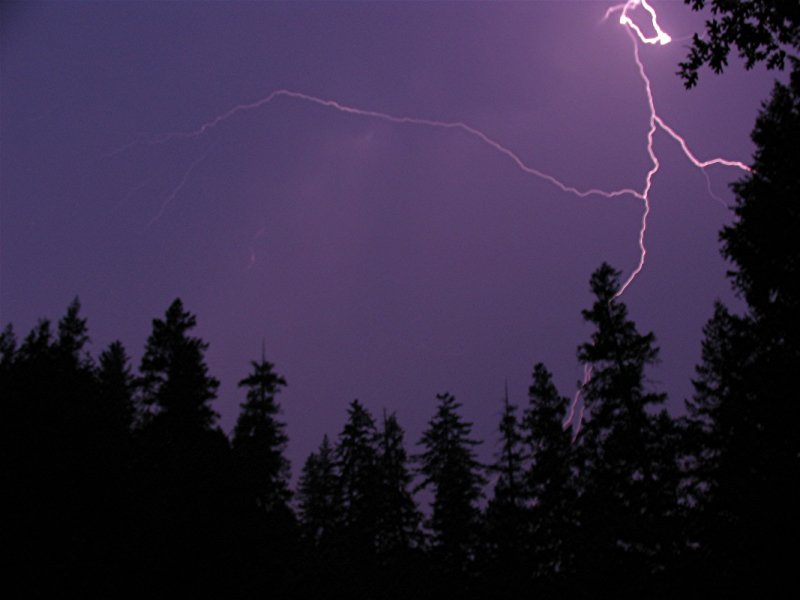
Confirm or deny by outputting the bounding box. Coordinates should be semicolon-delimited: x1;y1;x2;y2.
0;1;780;473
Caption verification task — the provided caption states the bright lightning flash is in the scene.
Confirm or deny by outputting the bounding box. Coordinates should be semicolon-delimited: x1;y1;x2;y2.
134;1;751;433
605;0;750;298
151;1;748;298
606;0;671;46
563;0;751;430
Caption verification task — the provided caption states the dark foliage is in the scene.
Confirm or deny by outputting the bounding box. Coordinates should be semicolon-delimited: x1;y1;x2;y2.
482;386;531;596
678;0;800;88
684;60;800;596
232;353;291;513
375;412;423;557
523;363;577;587
138;298;220;432
298;434;343;548
573;264;680;597
416;392;485;589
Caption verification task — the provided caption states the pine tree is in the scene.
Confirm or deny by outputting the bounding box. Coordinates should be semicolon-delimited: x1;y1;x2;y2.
335;400;380;556
232;353;290;513
297;435;343;547
55;298;90;365
91;340;138;583
484;385;530;594
375;412;421;556
138;298;220;432
132;299;228;586
685;62;800;593
97;341;135;437
491;385;526;510
523;363;575;581
723;63;800;329
574;264;676;593
416;392;485;573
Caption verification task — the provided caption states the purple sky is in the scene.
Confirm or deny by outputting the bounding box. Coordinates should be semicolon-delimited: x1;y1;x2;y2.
1;1;780;473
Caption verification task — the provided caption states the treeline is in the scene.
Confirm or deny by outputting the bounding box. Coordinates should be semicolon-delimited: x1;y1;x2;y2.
0;261;790;598
2;272;676;598
4;40;798;600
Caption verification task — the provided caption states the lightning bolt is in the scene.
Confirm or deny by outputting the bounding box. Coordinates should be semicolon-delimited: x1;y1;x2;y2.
608;0;750;298
131;1;751;432
606;0;672;46
564;363;593;439
147;148;212;227
151;2;748;292
246;225;267;271
561;0;752;432
157;89;644;202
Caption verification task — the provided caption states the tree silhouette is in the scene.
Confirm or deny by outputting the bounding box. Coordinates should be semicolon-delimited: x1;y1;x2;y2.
375;411;422;557
685;62;800;594
7;315;61;587
491;386;526;510
4;300;144;592
678;0;800;88
132;299;230;590
296;434;346;595
523;363;576;584
372;412;426;599
298;434;343;548
95;342;136;532
483;385;530;595
56;298;90;365
574;264;677;595
723;65;800;327
416;392;485;578
334;398;382;580
232;353;290;513
138;298;220;432
97;340;136;438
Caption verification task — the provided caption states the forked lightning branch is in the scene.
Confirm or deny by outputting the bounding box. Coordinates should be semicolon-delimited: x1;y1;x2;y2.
133;0;750;432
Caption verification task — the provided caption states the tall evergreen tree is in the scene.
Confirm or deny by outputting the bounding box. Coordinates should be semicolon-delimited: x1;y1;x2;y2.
483;385;530;595
416;392;485;574
91;340;137;585
97;341;136;438
298;434;343;548
722;64;800;329
523;363;576;582
138;298;220;432
55;298;90;367
685;62;800;593
132;299;229;588
232;353;290;513
375;411;421;557
684;303;762;591
491;385;526;510
335;399;380;557
574;264;677;594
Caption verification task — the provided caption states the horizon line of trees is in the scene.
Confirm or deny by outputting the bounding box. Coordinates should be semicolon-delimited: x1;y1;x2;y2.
3;212;795;595
0;264;694;597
